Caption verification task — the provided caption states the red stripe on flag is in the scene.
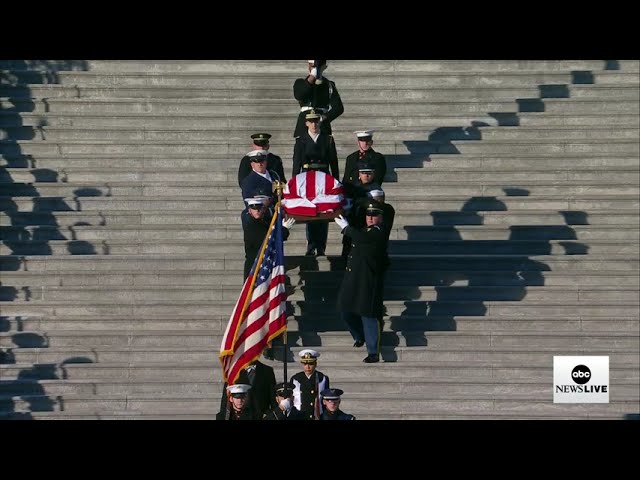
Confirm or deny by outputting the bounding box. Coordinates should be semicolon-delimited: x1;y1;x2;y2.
219;206;289;385
305;169;317;202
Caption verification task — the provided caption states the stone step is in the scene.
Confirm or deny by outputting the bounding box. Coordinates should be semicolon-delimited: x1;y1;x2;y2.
539;98;640;114
2;208;635;226
1;282;637;303
1;254;636;272
1;181;637;197
451;140;639;156
2;84;638;102
3;355;638;383
23;71;579;87
0;299;637;318
2;269;638;289
2;409;632;420
0;154;638;174
3;112;638;130
2;353;638;378
476;127;639;141
569;85;640;100
3;340;638;366
46;70;640;87
5;150;638;166
2;195;639;214
2;350;638;379
4;124;639;143
1;377;638;402
0;81;639;101
4;138;638;157
2;312;637;335
0;85;544;101
3;96;638;117
0;384;637;411
0;97;520;115
72;60;640;73
0;239;634;257
4;167;640;187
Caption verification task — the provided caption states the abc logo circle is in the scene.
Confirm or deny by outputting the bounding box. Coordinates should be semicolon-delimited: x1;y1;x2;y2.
571;365;591;385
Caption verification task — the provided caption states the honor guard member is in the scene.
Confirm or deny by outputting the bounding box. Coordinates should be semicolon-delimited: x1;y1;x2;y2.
242;197;294;280
341;163;382;258
320;388;355;420
217;359;278;419
292;109;339;178
292;108;339;256
343;130;387;188
293;60;344;138
334;203;388;363
290;349;330;420
368;189;395;243
263;382;304;420
240;150;281;207
238;133;286;187
216;384;257;420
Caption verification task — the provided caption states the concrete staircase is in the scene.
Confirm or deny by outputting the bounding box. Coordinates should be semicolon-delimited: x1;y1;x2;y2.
1;60;638;419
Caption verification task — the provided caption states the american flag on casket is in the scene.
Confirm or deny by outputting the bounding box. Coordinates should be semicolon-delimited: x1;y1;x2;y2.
282;170;347;217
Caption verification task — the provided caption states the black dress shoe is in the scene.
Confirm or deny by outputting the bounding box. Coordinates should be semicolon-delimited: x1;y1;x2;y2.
316;248;325;257
353;340;365;348
305;248;316;256
363;354;380;363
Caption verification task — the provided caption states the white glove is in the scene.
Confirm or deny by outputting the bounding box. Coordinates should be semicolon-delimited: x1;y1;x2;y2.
282;218;296;230
310;67;318;78
334;214;349;230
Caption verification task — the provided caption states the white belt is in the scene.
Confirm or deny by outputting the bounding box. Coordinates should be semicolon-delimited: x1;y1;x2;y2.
300;106;328;113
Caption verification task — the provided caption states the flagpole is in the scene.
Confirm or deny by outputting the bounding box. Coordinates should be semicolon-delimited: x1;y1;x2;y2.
274;180;288;387
220;195;279;385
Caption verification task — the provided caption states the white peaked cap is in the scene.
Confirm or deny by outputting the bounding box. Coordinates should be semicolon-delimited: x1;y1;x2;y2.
245;197;265;206
247;149;268;158
354;130;375;138
227;384;252;394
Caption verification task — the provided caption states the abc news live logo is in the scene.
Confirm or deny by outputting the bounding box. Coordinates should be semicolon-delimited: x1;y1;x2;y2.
553;356;609;403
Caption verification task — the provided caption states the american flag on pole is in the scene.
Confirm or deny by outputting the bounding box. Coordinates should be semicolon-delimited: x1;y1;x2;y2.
219;203;288;385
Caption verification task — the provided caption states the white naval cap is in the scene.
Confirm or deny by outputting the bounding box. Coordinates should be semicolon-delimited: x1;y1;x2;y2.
299;349;320;363
247;149;268;159
226;384;252;395
354;130;375;139
244;197;266;207
368;189;385;198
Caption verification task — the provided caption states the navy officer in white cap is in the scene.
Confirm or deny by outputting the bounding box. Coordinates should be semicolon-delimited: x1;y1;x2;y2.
240;149;282;208
320;388;355;420
237;132;286;187
343;130;387;188
216;384;256;420
242;197;295;280
293;60;344;138
289;349;330;420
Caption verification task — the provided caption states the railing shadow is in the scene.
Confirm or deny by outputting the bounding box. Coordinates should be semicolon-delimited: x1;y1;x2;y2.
1;60;89;419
